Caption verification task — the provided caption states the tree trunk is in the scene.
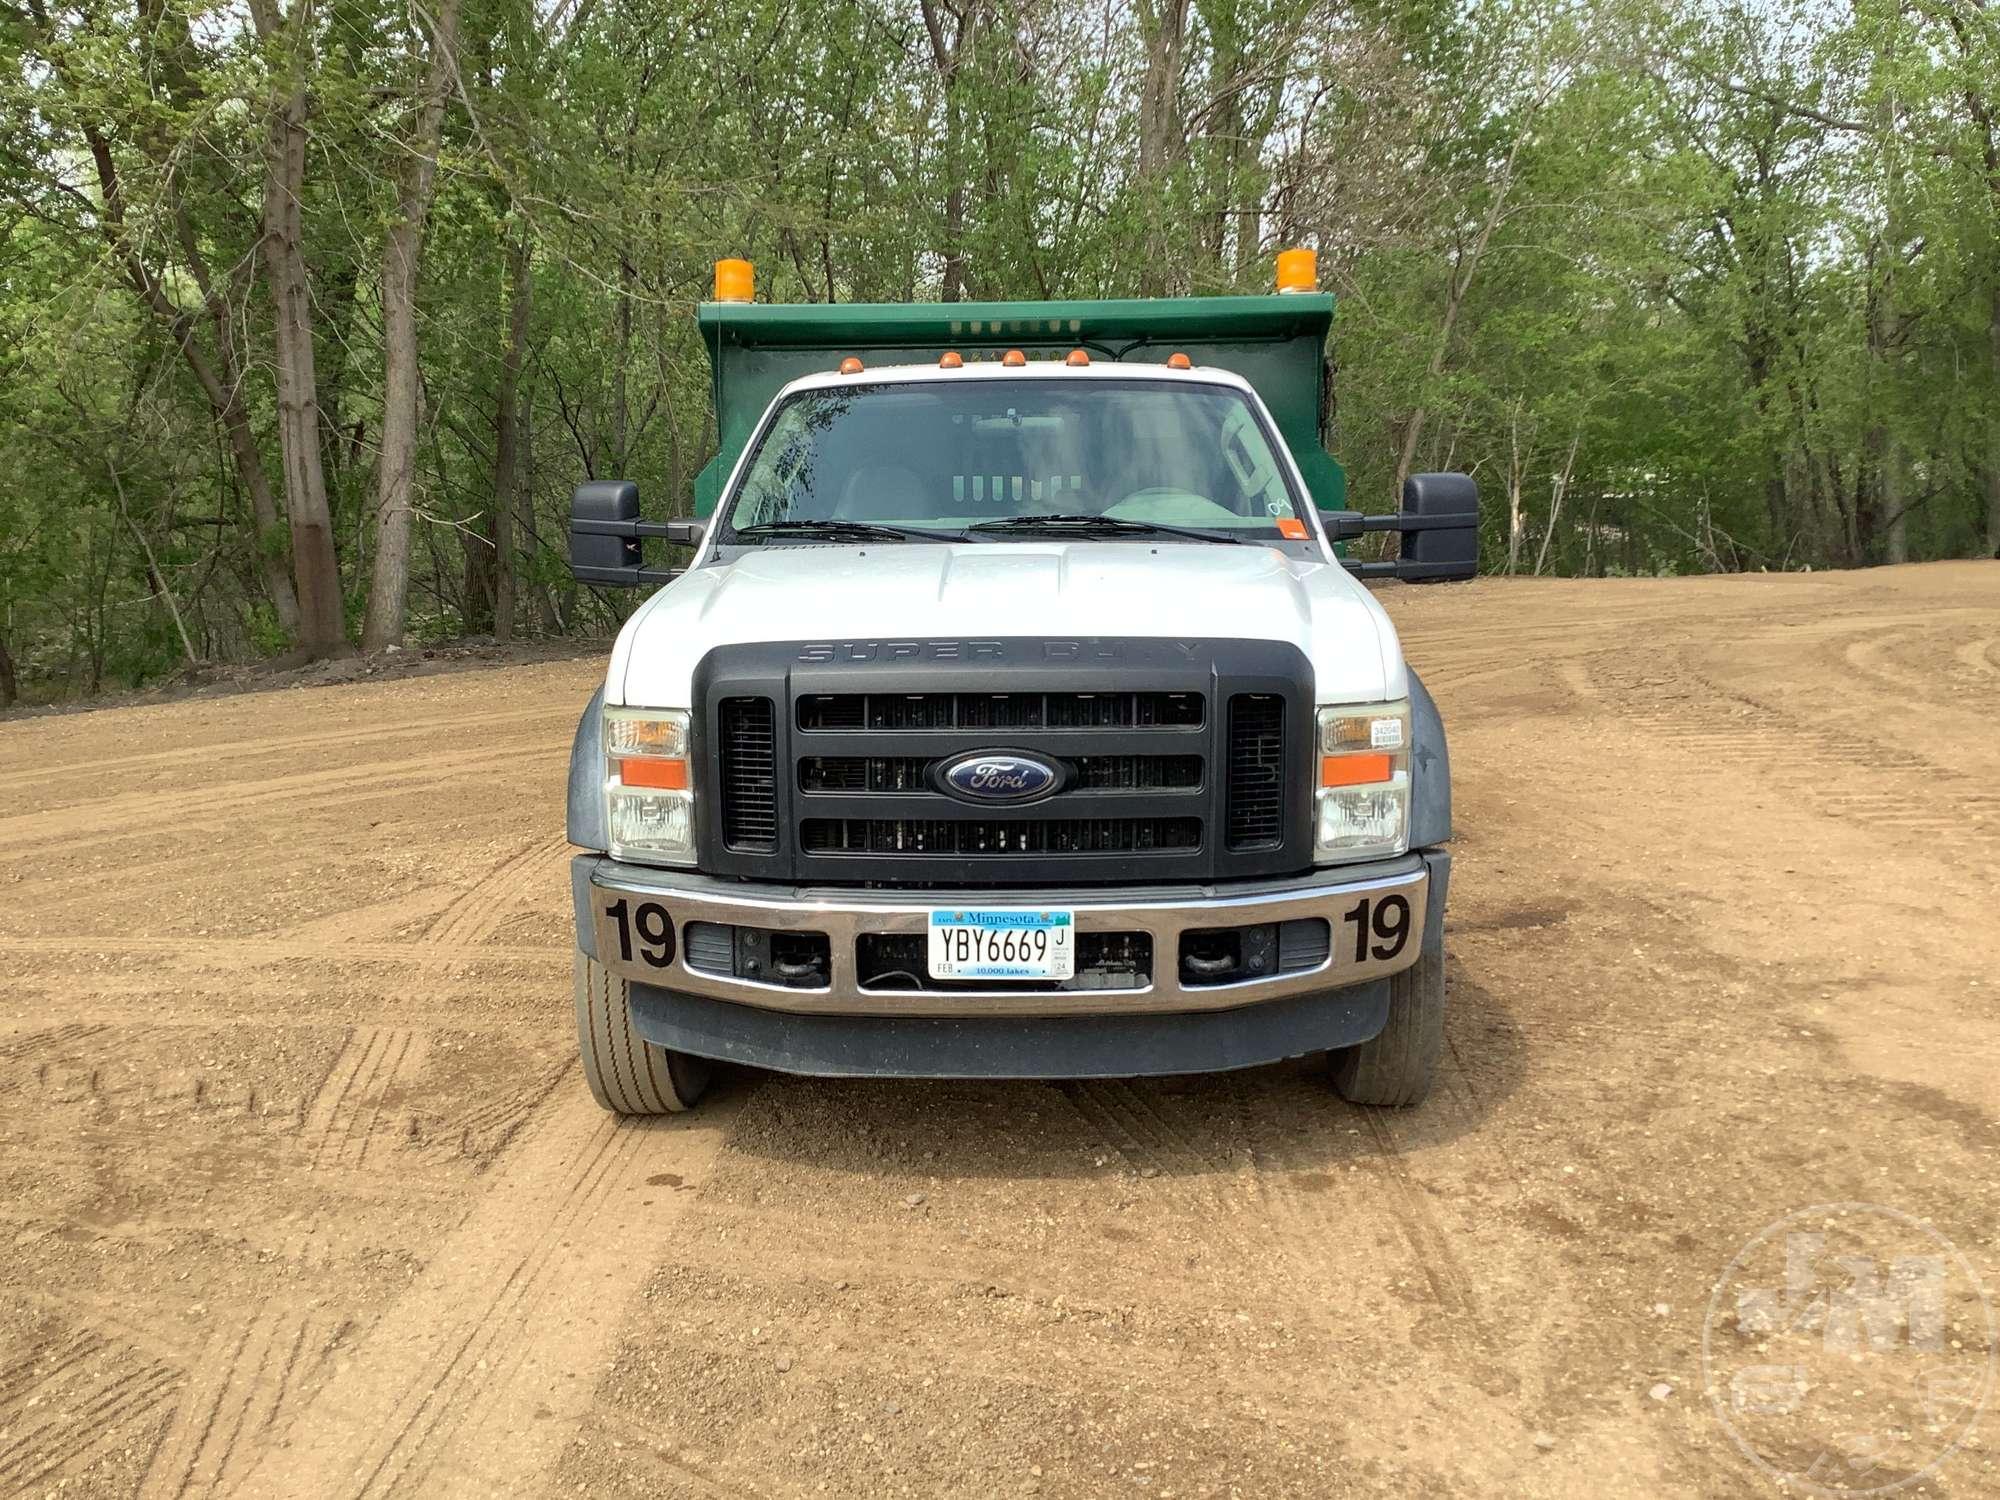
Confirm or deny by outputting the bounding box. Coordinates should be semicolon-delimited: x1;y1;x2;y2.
1986;287;2000;557
1505;402;1526;575
0;632;17;708
491;229;532;640
30;0;305;642
252;0;346;656
1134;0;1190;293
363;0;465;651
919;0;971;302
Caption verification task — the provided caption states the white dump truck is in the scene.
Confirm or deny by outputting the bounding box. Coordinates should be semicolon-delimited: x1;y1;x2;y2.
563;254;1478;1112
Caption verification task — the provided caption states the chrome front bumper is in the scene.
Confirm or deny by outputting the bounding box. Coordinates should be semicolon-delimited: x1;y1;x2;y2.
573;854;1431;1018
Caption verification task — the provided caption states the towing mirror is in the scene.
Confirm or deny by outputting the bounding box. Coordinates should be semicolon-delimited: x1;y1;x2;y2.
1325;472;1480;584
1397;473;1479;582
569;480;705;588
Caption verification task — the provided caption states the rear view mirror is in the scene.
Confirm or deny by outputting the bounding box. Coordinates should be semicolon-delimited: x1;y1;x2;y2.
1398;473;1479;583
569;481;706;588
1326;472;1480;583
570;481;642;578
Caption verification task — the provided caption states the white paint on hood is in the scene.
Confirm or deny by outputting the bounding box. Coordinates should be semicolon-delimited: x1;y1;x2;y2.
607;541;1407;708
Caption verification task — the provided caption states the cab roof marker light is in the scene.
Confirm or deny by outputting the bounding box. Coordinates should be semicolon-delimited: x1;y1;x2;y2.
1276;247;1317;294
1001;349;1027;367
1064;348;1090;366
939;351;963;368
1166;351;1193;370
713;258;754;303
838;356;864;374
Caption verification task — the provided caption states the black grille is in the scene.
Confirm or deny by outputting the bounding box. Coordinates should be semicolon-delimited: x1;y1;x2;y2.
802;817;1200;857
694;637;1314;884
800;754;1202;793
1225;694;1285;849
718;697;778;851
798;691;1203;732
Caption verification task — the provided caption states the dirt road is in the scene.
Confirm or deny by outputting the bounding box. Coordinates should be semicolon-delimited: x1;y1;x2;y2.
2;562;1996;1498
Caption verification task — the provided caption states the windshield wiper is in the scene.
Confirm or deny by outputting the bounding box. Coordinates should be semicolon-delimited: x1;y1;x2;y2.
966;512;1247;545
733;519;966;544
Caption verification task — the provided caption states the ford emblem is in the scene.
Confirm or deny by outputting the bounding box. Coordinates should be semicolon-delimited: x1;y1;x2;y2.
939;752;1061;803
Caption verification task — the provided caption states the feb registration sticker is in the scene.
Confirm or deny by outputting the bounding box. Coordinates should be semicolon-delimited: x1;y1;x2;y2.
928;909;1075;981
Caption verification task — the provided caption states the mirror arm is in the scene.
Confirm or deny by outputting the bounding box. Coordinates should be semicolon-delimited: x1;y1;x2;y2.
573;563;685;587
1324;510;1478;541
570;518;707;546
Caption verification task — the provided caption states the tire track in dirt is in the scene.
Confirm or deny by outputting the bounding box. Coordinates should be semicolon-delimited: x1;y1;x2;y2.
423;833;574;953
0;933;562;969
141;1294;345;1500
0;1331;183;1493
1355;1109;1489;1339
281;834;569;1171
1586;653;2000;847
0;704;574;797
1055;1080;1283;1273
428;1056;571;1167
1954;635;2000;678
302;1027;431;1172
1219;1073;1500;1355
0;1021;109;1062
231;1087;735;1500
0;744;544;859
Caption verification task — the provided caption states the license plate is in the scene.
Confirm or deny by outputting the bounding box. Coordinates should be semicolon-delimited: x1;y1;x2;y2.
928;909;1074;981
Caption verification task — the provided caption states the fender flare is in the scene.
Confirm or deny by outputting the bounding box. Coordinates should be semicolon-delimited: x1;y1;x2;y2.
566;686;607;852
1407;668;1451;849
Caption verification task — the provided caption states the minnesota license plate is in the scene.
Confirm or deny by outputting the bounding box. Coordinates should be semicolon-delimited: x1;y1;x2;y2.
928;909;1075;981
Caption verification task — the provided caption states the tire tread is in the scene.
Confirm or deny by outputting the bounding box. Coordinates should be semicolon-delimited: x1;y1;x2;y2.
1330;940;1444;1108
574;953;706;1114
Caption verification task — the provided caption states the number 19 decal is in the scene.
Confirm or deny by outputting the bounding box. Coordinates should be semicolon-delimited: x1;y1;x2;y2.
1341;893;1412;964
605;897;675;968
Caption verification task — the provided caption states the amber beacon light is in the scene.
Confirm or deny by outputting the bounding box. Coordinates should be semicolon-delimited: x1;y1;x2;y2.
713;258;754;303
1276;247;1318;294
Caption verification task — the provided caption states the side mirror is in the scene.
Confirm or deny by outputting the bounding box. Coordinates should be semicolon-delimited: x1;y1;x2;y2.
1397;473;1479;583
570;480;641;577
1326;472;1479;582
569;480;706;587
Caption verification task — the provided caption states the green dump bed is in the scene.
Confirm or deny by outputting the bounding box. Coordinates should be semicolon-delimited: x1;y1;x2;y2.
693;294;1346;517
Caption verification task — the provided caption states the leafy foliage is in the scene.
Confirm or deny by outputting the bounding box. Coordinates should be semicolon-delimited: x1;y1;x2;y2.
0;0;1995;701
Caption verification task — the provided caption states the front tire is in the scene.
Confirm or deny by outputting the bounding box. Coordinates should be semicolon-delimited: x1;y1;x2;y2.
574;952;710;1114
1329;935;1444;1107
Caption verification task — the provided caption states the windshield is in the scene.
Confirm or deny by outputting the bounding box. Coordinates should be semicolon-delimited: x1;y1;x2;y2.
718;379;1311;542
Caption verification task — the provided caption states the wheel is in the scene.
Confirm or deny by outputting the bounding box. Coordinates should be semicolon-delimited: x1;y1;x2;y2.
1329;934;1444;1107
574;951;710;1114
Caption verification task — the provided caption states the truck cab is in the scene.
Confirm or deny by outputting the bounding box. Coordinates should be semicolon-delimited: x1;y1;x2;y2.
565;255;1477;1113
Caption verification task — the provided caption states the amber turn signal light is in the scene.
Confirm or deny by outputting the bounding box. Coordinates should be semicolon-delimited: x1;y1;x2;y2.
1321;753;1393;788
619;758;690;790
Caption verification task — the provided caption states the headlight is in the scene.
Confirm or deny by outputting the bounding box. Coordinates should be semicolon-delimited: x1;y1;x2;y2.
605;707;694;865
1314;700;1409;862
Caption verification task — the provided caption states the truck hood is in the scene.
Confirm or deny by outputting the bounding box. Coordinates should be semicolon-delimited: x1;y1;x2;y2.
609;543;1408;707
